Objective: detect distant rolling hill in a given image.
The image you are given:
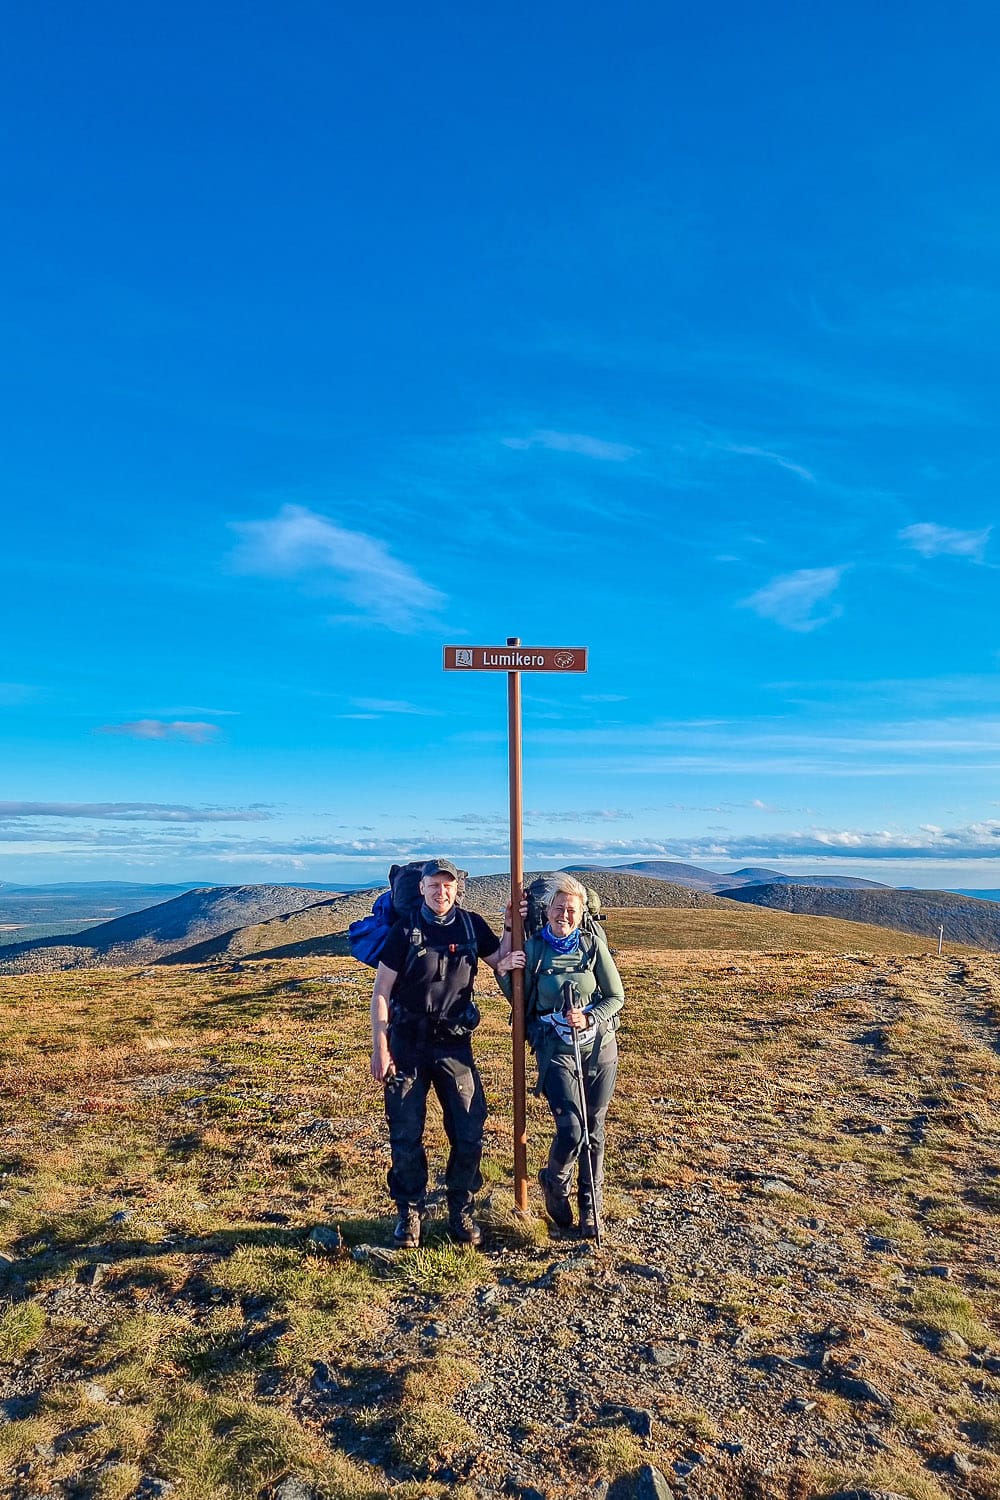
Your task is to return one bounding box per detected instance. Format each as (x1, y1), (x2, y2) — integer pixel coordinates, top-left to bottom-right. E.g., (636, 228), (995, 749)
(0, 870), (725, 973)
(2, 869), (974, 973)
(0, 886), (337, 973)
(158, 870), (724, 966)
(0, 882), (198, 943)
(565, 860), (738, 891)
(718, 883), (1000, 951)
(567, 861), (889, 892)
(723, 867), (891, 891)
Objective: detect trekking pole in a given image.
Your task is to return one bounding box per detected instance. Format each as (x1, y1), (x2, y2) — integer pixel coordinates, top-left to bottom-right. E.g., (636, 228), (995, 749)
(561, 981), (602, 1251)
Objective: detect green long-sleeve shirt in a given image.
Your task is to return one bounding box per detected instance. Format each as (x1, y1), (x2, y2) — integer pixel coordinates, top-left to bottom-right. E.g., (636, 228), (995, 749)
(499, 930), (625, 1042)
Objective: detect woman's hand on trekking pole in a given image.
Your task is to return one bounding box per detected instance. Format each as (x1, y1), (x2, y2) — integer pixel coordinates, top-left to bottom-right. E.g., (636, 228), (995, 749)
(564, 1007), (588, 1030)
(495, 949), (526, 976)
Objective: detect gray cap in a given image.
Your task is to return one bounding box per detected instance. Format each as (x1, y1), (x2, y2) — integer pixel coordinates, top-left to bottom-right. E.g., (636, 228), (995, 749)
(421, 858), (459, 880)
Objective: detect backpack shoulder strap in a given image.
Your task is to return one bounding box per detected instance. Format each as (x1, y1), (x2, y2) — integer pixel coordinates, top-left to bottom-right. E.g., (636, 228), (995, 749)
(458, 907), (477, 951)
(522, 934), (546, 1017)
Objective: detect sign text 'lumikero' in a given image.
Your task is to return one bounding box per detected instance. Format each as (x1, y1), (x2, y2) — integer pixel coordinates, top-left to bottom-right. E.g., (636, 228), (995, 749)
(443, 645), (588, 673)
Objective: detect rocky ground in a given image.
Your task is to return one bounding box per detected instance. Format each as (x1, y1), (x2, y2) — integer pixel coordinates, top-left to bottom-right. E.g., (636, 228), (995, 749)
(2, 927), (1000, 1499)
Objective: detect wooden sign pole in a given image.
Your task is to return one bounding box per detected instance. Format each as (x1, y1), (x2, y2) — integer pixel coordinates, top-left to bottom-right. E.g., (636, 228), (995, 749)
(442, 638), (588, 1216)
(506, 636), (529, 1212)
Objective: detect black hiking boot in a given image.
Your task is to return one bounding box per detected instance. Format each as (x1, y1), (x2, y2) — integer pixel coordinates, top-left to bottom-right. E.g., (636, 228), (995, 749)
(538, 1168), (573, 1229)
(448, 1209), (482, 1247)
(392, 1205), (425, 1249)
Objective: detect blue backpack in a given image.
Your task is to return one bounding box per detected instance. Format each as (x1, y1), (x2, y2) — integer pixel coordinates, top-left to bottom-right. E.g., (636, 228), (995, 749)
(348, 862), (468, 968)
(348, 888), (399, 967)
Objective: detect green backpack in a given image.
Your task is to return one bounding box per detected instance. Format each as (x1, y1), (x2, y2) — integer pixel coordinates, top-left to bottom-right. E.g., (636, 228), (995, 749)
(524, 873), (607, 942)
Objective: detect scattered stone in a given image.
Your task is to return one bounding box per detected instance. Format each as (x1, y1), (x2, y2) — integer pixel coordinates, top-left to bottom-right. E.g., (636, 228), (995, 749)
(936, 1330), (970, 1360)
(758, 1177), (798, 1196)
(826, 1370), (893, 1412)
(624, 1261), (665, 1281)
(0, 1396), (35, 1425)
(548, 1256), (587, 1276)
(306, 1224), (342, 1254)
(824, 1493), (910, 1500)
(788, 1398), (817, 1413)
(136, 1479), (174, 1498)
(950, 1452), (974, 1478)
(109, 1210), (133, 1225)
(422, 1322), (446, 1340)
(599, 1402), (654, 1438)
(923, 1265), (953, 1279)
(80, 1262), (111, 1287)
(636, 1466), (674, 1500)
(504, 1484), (544, 1500)
(83, 1383), (108, 1405)
(647, 1344), (685, 1369)
(310, 1361), (339, 1395)
(350, 1244), (398, 1268)
(983, 1355), (1000, 1375)
(477, 1287), (499, 1305)
(273, 1478), (314, 1500)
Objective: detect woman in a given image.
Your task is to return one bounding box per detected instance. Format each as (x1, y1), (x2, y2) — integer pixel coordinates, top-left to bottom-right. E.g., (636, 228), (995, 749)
(503, 874), (624, 1237)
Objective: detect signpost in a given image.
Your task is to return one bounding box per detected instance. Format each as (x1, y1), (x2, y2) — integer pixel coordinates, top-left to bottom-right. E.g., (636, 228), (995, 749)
(444, 637), (589, 1212)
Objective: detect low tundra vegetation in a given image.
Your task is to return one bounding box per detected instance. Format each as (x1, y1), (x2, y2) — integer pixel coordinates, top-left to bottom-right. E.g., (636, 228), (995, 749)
(1, 921), (1000, 1497)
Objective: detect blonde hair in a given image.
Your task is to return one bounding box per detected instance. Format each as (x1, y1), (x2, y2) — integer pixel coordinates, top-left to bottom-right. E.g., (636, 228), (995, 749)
(543, 873), (588, 911)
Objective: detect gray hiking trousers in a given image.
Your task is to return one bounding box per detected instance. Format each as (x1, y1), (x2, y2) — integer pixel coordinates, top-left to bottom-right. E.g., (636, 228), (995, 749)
(541, 1027), (618, 1206)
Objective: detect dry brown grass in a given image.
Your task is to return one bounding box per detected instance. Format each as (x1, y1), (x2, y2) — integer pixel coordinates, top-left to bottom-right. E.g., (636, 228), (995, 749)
(2, 910), (1000, 1498)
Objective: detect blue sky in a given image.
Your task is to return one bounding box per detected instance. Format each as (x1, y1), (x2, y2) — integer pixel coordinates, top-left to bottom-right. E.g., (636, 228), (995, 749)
(3, 0), (1000, 889)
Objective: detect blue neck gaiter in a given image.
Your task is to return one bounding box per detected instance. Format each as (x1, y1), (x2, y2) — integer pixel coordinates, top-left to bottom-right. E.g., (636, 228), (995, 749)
(541, 923), (580, 955)
(421, 901), (456, 926)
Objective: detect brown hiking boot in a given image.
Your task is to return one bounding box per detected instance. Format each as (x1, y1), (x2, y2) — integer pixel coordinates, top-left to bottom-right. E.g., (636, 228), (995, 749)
(392, 1206), (424, 1249)
(448, 1210), (482, 1246)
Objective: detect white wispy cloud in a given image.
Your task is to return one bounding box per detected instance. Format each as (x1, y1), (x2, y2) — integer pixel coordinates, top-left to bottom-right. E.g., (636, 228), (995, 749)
(96, 720), (221, 744)
(898, 522), (991, 561)
(673, 822), (1000, 862)
(8, 819), (1000, 873)
(502, 430), (637, 462)
(721, 443), (816, 483)
(230, 504), (445, 633)
(350, 698), (439, 716)
(741, 567), (843, 632)
(0, 802), (267, 823)
(526, 808), (634, 824)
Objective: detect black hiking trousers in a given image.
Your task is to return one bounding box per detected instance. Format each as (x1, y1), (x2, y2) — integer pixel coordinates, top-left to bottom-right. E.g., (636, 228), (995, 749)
(541, 1028), (618, 1208)
(384, 1028), (487, 1215)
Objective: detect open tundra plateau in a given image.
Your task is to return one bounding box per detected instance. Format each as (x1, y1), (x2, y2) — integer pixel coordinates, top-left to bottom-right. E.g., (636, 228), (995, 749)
(2, 903), (1000, 1500)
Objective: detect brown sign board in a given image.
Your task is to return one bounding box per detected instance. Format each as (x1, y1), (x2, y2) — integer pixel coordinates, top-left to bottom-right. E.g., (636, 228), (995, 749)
(443, 645), (588, 672)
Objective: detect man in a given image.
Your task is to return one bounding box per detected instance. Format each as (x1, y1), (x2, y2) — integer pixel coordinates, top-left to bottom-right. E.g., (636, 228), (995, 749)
(370, 858), (524, 1248)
